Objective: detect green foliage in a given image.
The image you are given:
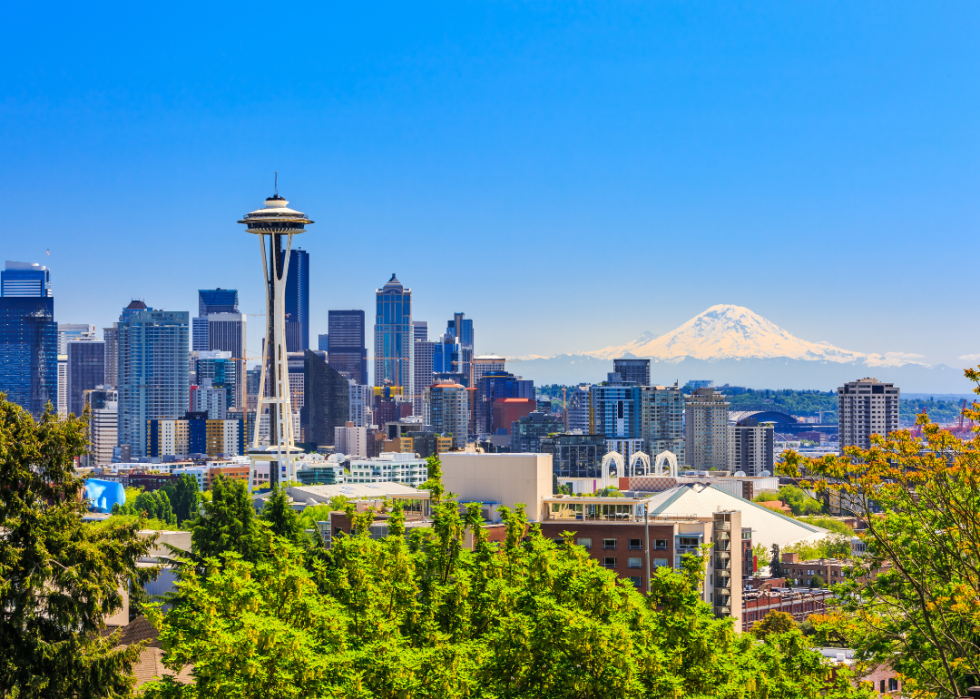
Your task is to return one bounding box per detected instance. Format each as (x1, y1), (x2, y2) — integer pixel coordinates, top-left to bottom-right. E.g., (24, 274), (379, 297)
(752, 492), (779, 503)
(113, 489), (176, 526)
(0, 397), (155, 697)
(259, 485), (304, 544)
(776, 485), (823, 515)
(752, 543), (771, 569)
(796, 515), (855, 536)
(752, 611), (797, 638)
(810, 574), (826, 588)
(146, 456), (877, 699)
(165, 473), (201, 525)
(900, 397), (966, 424)
(189, 474), (267, 564)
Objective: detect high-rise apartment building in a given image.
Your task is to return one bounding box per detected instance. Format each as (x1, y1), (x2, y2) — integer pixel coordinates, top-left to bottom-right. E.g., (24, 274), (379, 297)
(685, 387), (730, 470)
(613, 358), (650, 386)
(285, 248), (310, 351)
(348, 381), (373, 428)
(327, 310), (367, 385)
(84, 386), (117, 469)
(103, 324), (119, 388)
(67, 333), (105, 417)
(413, 336), (436, 416)
(0, 261), (57, 417)
(374, 274), (412, 394)
(423, 380), (469, 449)
(59, 324), (96, 417)
(639, 384), (685, 465)
(728, 417), (774, 477)
(838, 378), (900, 450)
(302, 349), (350, 447)
(116, 302), (189, 456)
(589, 374), (641, 440)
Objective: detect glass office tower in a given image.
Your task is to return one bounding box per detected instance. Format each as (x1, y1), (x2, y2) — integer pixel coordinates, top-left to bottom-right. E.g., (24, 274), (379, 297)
(374, 274), (412, 394)
(0, 262), (57, 417)
(327, 310), (367, 385)
(285, 248), (310, 351)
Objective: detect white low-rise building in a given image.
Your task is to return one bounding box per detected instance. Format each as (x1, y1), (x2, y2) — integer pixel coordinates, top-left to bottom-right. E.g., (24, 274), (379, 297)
(348, 452), (428, 487)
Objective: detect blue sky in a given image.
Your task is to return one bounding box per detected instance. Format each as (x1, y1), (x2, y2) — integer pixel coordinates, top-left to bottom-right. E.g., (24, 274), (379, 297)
(2, 1), (978, 368)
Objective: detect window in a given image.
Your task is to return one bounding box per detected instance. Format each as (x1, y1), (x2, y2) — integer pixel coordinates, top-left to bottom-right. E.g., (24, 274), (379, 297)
(628, 538), (642, 549)
(880, 681), (886, 694)
(628, 576), (643, 587)
(577, 537), (592, 549)
(654, 539), (668, 550)
(554, 537), (565, 546)
(602, 557), (617, 568)
(602, 538), (617, 549)
(888, 678), (899, 692)
(677, 536), (701, 549)
(653, 558), (668, 568)
(627, 557), (642, 569)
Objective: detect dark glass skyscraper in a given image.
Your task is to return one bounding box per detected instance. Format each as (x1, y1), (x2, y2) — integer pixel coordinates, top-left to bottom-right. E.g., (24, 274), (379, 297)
(0, 261), (57, 417)
(446, 312), (474, 385)
(327, 310), (367, 385)
(198, 289), (238, 315)
(613, 358), (650, 386)
(285, 248), (310, 351)
(302, 349), (350, 447)
(67, 338), (105, 417)
(475, 370), (534, 436)
(374, 274), (412, 392)
(0, 297), (57, 417)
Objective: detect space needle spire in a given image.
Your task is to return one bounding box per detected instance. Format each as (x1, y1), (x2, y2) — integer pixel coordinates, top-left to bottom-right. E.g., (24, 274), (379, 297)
(238, 182), (314, 490)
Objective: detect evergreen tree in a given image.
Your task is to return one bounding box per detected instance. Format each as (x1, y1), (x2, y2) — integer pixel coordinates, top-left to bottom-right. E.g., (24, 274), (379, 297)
(259, 484), (304, 543)
(170, 473), (200, 525)
(189, 474), (266, 563)
(0, 397), (155, 697)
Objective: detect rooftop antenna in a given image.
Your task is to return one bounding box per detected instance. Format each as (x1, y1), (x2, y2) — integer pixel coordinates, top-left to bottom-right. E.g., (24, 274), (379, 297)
(274, 171), (278, 197)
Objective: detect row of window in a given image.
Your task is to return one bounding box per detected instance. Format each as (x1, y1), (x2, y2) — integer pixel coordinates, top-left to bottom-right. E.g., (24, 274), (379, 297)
(574, 537), (672, 550)
(600, 558), (670, 570)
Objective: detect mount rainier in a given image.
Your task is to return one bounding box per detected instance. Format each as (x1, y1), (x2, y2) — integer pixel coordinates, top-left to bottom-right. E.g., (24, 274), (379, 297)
(516, 305), (965, 393)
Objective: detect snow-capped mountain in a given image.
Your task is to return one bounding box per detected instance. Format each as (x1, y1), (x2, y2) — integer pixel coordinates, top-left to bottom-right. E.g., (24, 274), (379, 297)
(513, 305), (966, 392)
(582, 304), (926, 368)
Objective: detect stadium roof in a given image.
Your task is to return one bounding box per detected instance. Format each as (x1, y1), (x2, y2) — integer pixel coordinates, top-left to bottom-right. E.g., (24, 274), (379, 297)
(644, 483), (828, 551)
(729, 410), (797, 425)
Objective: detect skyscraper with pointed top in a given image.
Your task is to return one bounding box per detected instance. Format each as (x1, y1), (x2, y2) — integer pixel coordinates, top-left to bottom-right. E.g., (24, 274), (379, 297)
(374, 274), (412, 395)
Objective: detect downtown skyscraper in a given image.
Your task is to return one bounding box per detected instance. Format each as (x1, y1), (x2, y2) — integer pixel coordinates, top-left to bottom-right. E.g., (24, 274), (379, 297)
(116, 301), (189, 456)
(374, 274), (412, 395)
(285, 248), (310, 351)
(0, 261), (57, 417)
(327, 310), (367, 385)
(193, 289), (246, 408)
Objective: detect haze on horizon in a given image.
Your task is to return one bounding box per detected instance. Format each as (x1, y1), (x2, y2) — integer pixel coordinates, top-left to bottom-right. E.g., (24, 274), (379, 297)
(1, 2), (978, 370)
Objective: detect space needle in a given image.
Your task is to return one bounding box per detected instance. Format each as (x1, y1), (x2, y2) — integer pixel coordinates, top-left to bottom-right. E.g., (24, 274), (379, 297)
(238, 181), (313, 490)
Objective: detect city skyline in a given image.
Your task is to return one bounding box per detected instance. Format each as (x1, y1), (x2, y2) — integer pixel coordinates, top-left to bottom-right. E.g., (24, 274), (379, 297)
(3, 3), (980, 373)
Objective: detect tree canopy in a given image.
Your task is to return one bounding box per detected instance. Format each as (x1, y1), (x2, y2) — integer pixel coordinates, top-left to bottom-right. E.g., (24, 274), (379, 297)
(0, 397), (155, 698)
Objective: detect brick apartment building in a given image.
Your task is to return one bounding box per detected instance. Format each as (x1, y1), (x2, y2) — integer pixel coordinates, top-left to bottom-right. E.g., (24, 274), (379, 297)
(780, 552), (852, 587)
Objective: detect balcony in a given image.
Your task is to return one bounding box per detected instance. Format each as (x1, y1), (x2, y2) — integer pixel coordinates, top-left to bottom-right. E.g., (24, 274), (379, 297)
(713, 521), (731, 532)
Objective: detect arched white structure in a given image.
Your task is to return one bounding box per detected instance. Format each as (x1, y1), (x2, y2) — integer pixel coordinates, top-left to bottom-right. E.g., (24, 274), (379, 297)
(654, 450), (679, 478)
(600, 451), (624, 489)
(629, 451), (651, 477)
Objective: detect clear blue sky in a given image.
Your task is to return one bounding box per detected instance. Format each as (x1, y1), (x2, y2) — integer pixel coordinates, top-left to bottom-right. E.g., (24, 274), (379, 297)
(2, 1), (978, 368)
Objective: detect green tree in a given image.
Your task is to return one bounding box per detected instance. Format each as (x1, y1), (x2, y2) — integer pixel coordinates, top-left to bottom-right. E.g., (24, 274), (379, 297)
(259, 484), (304, 543)
(169, 473), (200, 525)
(0, 398), (155, 697)
(753, 610), (797, 638)
(752, 543), (771, 570)
(781, 365), (980, 697)
(189, 474), (266, 564)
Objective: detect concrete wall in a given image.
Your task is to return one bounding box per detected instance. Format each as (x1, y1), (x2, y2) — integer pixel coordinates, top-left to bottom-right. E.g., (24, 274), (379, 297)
(441, 453), (553, 521)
